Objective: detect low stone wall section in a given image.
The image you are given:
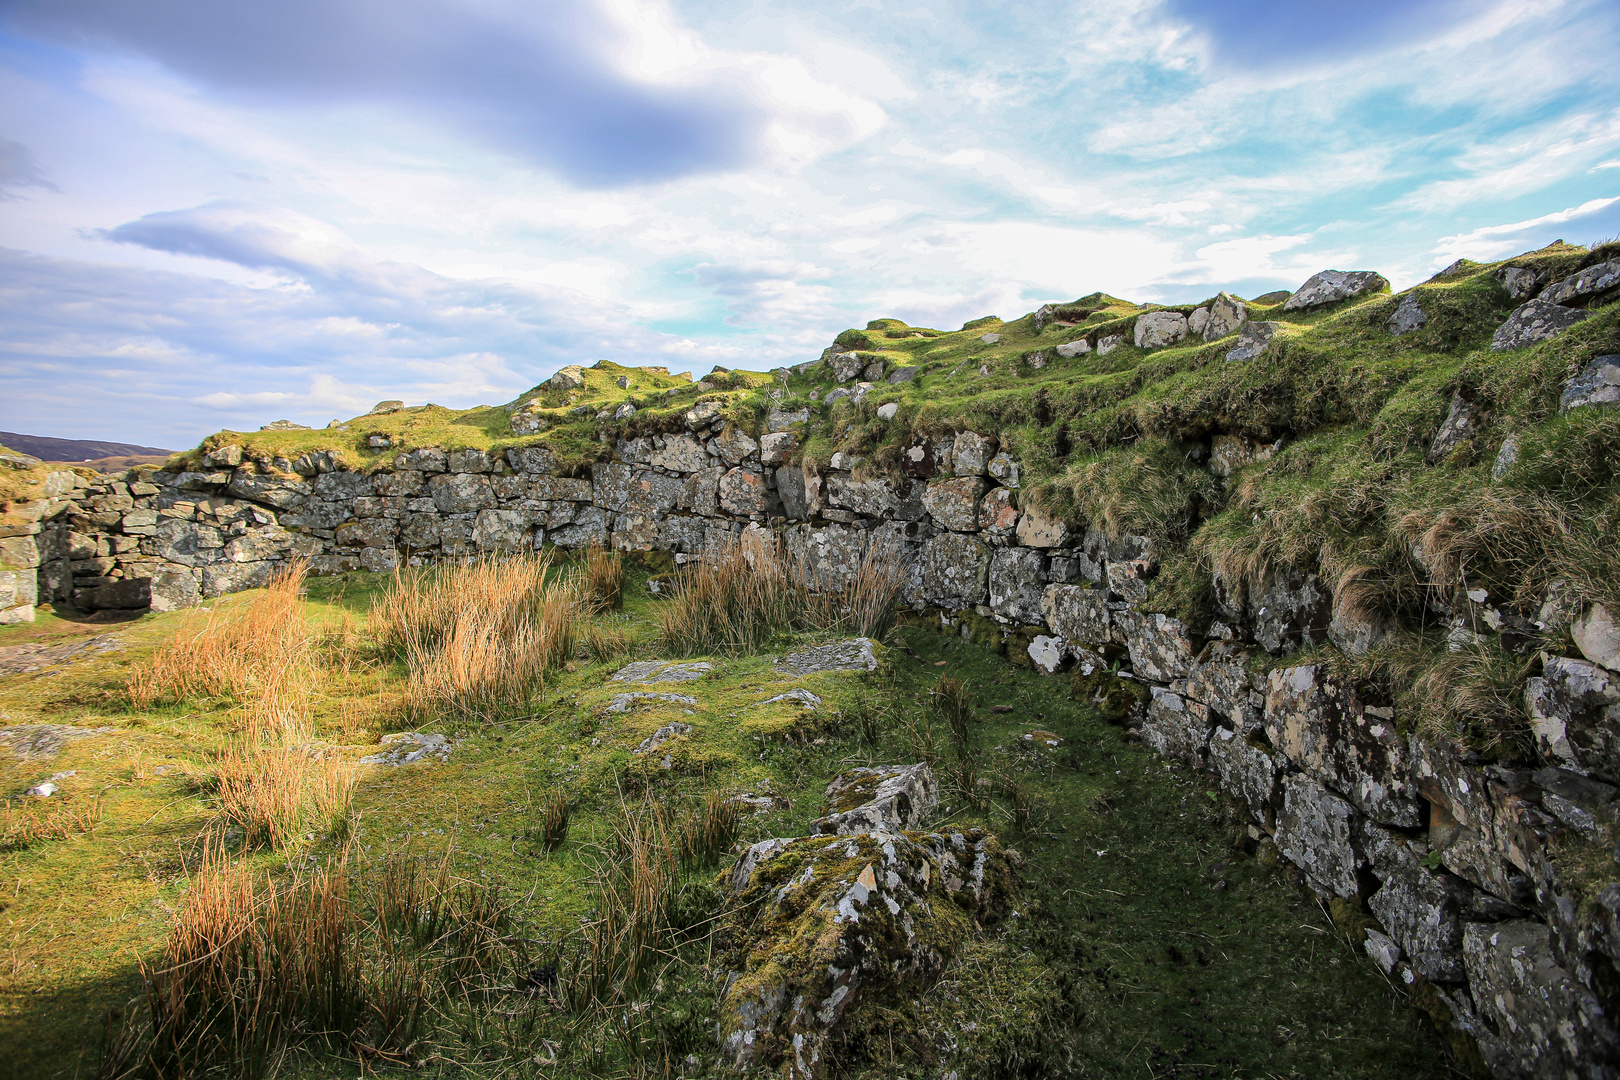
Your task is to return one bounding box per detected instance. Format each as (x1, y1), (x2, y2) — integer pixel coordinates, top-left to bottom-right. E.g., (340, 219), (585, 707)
(21, 406), (1620, 1076)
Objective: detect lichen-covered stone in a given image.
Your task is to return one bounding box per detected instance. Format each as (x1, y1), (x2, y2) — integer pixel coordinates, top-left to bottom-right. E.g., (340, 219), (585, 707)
(1525, 656), (1620, 783)
(811, 763), (937, 835)
(1134, 310), (1188, 349)
(1410, 736), (1529, 904)
(1463, 920), (1620, 1077)
(712, 427), (760, 465)
(1143, 689), (1212, 767)
(1282, 269), (1389, 311)
(1203, 292), (1248, 340)
(1042, 584), (1109, 647)
(910, 531), (990, 608)
(718, 825), (1018, 1079)
(950, 432), (995, 477)
(1223, 320), (1279, 363)
(776, 637), (879, 676)
(719, 467), (767, 516)
(979, 486), (1019, 540)
(1263, 664), (1420, 827)
(1249, 569), (1332, 654)
(922, 476), (985, 532)
(1491, 299), (1590, 351)
(988, 548), (1045, 625)
(1178, 643), (1264, 730)
(1355, 819), (1472, 983)
(1114, 609), (1197, 683)
(1541, 258), (1620, 307)
(1014, 502), (1071, 548)
(429, 472), (495, 514)
(1561, 354), (1620, 412)
(1275, 773), (1362, 899)
(1207, 727), (1280, 827)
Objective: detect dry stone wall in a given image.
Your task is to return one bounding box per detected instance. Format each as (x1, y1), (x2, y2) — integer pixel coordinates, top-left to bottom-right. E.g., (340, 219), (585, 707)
(22, 368), (1620, 1077)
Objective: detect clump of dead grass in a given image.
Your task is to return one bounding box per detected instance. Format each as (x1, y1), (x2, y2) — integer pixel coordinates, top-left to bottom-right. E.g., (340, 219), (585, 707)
(126, 561), (312, 741)
(580, 544), (624, 611)
(0, 794), (102, 852)
(657, 536), (909, 655)
(214, 744), (358, 852)
(100, 848), (519, 1080)
(372, 555), (580, 723)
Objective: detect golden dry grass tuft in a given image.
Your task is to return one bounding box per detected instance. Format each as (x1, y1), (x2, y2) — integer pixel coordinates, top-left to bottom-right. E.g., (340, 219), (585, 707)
(0, 794), (102, 852)
(126, 561), (312, 742)
(658, 536), (910, 655)
(580, 544), (625, 611)
(371, 555), (580, 724)
(214, 744), (359, 852)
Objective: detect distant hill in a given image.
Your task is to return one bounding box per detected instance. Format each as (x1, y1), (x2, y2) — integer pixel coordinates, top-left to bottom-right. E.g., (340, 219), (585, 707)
(0, 430), (174, 462)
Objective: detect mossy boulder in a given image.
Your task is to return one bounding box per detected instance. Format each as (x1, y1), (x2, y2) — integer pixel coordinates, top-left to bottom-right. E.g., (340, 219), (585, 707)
(716, 826), (1019, 1078)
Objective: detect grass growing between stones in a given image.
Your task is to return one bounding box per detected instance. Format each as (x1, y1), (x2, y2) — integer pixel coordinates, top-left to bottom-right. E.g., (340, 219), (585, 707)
(2, 559), (1463, 1079)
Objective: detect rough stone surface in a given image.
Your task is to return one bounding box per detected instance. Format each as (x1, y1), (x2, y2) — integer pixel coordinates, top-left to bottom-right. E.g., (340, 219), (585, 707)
(1264, 665), (1420, 826)
(811, 763), (937, 835)
(988, 547), (1045, 625)
(1042, 584), (1109, 646)
(1541, 258), (1620, 307)
(718, 824), (1016, 1079)
(1356, 820), (1472, 982)
(1203, 292), (1248, 340)
(1525, 656), (1620, 783)
(1143, 689), (1212, 767)
(1428, 393), (1480, 463)
(1499, 266), (1541, 301)
(611, 660), (714, 684)
(776, 638), (879, 677)
(1013, 502), (1071, 548)
(1491, 299), (1591, 351)
(1208, 434), (1276, 477)
(1207, 727), (1280, 827)
(1463, 920), (1619, 1078)
(1387, 293), (1427, 335)
(1134, 310), (1188, 349)
(1282, 270), (1389, 311)
(1055, 340), (1090, 358)
(1224, 320), (1280, 363)
(951, 432), (995, 477)
(1115, 610), (1197, 683)
(1561, 354), (1620, 412)
(921, 476), (984, 532)
(1574, 602), (1620, 672)
(1276, 773), (1361, 898)
(606, 692), (698, 714)
(911, 532), (991, 608)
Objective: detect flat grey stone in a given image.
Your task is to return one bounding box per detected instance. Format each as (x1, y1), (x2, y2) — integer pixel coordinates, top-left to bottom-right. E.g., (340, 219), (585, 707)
(633, 721), (693, 755)
(1490, 299), (1589, 351)
(611, 660), (714, 684)
(1282, 269), (1388, 311)
(1387, 293), (1427, 335)
(775, 638), (879, 676)
(361, 731), (451, 766)
(606, 692), (698, 714)
(760, 689), (822, 710)
(1560, 354), (1620, 411)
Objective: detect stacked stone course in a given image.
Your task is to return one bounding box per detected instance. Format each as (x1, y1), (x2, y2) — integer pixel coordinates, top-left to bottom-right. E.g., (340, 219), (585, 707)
(12, 375), (1620, 1077)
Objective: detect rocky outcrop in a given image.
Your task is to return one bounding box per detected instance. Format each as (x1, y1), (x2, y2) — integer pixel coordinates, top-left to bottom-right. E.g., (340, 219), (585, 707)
(717, 762), (1018, 1078)
(1491, 299), (1590, 351)
(1282, 270), (1389, 311)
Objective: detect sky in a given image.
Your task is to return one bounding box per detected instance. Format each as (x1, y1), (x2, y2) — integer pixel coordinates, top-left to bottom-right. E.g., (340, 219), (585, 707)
(1, 0), (1619, 448)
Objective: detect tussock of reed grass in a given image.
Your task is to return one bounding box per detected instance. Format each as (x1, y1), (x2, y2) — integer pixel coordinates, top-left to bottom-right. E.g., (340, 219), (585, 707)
(658, 536), (909, 655)
(571, 806), (677, 1006)
(676, 790), (741, 871)
(215, 744), (358, 852)
(372, 555), (579, 723)
(0, 794), (102, 852)
(580, 544), (624, 611)
(127, 561), (312, 741)
(102, 849), (518, 1080)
